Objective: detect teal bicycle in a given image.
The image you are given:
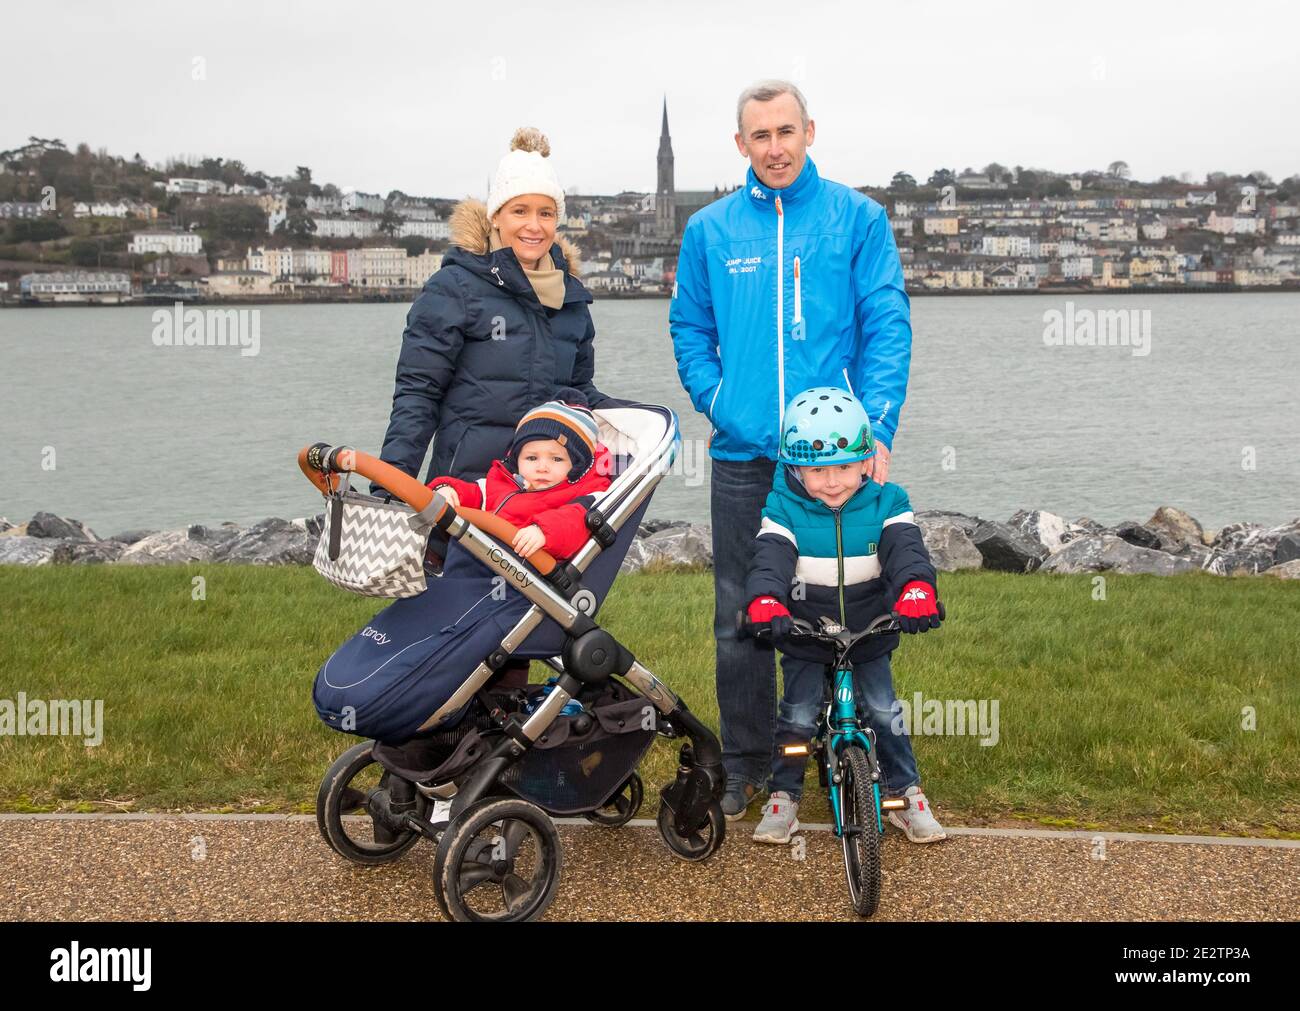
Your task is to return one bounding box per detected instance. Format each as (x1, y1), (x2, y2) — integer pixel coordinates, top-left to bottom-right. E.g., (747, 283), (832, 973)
(744, 611), (908, 917)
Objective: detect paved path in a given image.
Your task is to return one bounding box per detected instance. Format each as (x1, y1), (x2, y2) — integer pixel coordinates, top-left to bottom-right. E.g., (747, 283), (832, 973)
(4, 815), (1298, 921)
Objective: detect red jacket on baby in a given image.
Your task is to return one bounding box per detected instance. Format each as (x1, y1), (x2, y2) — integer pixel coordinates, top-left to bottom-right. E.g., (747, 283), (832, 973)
(426, 444), (613, 560)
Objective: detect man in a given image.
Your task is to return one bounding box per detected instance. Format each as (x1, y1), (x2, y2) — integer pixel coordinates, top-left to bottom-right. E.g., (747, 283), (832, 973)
(671, 80), (943, 841)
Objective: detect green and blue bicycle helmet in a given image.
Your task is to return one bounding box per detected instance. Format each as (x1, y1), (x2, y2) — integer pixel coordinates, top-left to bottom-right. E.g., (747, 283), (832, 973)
(779, 387), (876, 466)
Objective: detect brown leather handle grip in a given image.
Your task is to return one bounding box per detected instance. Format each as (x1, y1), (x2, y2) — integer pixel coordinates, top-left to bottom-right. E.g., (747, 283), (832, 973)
(297, 445), (557, 575)
(457, 507), (557, 575)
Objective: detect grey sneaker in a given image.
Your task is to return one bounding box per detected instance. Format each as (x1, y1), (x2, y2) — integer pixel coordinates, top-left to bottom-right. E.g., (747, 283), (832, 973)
(721, 781), (758, 822)
(753, 792), (800, 844)
(887, 785), (947, 843)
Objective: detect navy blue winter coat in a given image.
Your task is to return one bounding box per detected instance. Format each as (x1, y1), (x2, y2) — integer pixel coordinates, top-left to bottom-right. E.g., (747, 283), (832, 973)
(372, 199), (620, 495)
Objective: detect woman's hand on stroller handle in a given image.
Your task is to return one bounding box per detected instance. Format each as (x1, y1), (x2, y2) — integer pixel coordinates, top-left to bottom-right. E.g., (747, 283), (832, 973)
(298, 442), (559, 574)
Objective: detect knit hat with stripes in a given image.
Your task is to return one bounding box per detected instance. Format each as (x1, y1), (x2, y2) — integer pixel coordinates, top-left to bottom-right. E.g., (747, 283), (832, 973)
(507, 400), (601, 482)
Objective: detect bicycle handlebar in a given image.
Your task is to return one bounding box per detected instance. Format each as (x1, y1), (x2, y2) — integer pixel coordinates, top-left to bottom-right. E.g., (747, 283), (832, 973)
(297, 442), (559, 574)
(736, 609), (901, 648)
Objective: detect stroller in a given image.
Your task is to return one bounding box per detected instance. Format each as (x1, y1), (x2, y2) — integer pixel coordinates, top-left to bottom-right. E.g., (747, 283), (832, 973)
(298, 405), (726, 922)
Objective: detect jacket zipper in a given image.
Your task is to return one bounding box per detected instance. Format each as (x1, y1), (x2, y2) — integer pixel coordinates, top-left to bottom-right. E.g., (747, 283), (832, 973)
(494, 489), (521, 516)
(775, 195), (786, 431)
(833, 506), (846, 624)
(842, 367), (854, 395)
(707, 376), (724, 433)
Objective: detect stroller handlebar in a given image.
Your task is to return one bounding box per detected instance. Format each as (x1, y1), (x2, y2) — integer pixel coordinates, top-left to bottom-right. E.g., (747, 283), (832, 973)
(297, 443), (558, 574)
(454, 507), (557, 574)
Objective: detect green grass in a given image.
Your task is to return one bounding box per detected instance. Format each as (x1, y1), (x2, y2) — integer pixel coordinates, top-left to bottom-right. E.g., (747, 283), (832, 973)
(0, 565), (1297, 836)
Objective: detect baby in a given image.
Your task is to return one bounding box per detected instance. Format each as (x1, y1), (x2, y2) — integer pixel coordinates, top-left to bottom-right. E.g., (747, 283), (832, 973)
(425, 400), (611, 562)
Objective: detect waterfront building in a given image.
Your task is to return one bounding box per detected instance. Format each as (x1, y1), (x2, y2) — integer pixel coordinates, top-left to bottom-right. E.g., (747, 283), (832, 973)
(205, 270), (274, 297)
(166, 177), (228, 195)
(19, 270), (132, 303)
(313, 217), (379, 239)
(129, 231), (204, 255)
(342, 191), (385, 214)
(397, 220), (451, 240)
(0, 201), (45, 218)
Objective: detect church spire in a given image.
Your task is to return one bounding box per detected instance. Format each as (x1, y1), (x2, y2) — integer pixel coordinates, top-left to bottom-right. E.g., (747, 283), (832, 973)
(656, 96), (676, 237)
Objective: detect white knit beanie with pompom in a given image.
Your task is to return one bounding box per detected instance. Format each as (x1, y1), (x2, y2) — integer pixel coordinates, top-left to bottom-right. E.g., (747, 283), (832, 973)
(486, 127), (565, 222)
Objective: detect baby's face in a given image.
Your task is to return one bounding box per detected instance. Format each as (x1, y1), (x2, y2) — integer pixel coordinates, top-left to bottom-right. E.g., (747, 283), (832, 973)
(799, 461), (868, 508)
(517, 439), (571, 490)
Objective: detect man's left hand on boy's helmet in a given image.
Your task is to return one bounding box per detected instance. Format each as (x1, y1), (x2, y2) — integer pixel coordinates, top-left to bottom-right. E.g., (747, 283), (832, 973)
(892, 580), (944, 634)
(867, 442), (892, 485)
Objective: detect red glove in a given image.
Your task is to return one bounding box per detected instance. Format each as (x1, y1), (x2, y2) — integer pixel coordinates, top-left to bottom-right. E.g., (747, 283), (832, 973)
(747, 596), (793, 641)
(892, 581), (944, 634)
(748, 596), (790, 623)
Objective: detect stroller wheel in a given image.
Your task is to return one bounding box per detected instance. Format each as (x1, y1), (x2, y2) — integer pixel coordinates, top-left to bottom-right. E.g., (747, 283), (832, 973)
(656, 797), (725, 862)
(583, 772), (644, 828)
(433, 797), (562, 923)
(317, 741), (429, 865)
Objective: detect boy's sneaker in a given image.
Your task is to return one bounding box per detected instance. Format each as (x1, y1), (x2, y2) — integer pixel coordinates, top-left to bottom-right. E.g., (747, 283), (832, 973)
(721, 781), (758, 822)
(753, 792), (800, 844)
(887, 785), (947, 843)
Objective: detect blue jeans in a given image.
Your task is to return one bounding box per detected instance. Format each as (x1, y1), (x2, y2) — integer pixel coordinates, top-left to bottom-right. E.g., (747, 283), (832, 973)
(710, 458), (779, 792)
(769, 652), (921, 801)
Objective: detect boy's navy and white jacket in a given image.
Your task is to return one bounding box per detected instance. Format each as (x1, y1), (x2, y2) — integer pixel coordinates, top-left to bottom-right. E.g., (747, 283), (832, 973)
(745, 466), (937, 663)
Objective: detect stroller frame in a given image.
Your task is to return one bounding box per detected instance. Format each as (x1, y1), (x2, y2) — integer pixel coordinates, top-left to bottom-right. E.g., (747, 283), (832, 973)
(302, 405), (726, 921)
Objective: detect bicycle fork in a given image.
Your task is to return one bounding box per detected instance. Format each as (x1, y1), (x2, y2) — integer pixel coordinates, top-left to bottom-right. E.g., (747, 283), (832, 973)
(817, 666), (884, 836)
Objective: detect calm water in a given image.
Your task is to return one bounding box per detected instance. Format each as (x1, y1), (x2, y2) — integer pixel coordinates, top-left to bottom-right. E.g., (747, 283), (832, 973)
(1, 293), (1297, 535)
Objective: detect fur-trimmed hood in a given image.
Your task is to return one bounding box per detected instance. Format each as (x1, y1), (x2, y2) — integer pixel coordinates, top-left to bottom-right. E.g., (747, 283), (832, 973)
(449, 198), (583, 278)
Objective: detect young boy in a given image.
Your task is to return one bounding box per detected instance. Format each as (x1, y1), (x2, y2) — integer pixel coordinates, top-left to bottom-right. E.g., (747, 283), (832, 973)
(425, 399), (612, 562)
(744, 387), (947, 845)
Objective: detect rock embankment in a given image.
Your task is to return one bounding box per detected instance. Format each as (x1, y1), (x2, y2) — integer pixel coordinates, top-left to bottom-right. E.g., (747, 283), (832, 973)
(2, 507), (1298, 579)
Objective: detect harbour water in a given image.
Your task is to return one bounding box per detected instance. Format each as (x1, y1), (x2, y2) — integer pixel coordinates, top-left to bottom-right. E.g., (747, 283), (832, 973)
(1, 292), (1297, 535)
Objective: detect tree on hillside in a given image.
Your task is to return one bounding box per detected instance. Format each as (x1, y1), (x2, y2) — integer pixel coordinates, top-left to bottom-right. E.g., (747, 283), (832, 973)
(277, 211), (317, 243)
(927, 167), (955, 187)
(889, 171), (917, 191)
(378, 208), (402, 237)
(70, 239), (100, 266)
(398, 235), (431, 256)
(1107, 160), (1130, 179)
(203, 202), (267, 243)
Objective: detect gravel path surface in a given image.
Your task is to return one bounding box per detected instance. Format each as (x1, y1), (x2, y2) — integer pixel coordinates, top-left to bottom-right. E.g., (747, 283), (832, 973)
(4, 817), (1298, 922)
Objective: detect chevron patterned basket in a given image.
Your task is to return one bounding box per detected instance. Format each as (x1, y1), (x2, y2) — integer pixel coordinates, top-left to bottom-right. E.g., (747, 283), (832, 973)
(312, 488), (432, 598)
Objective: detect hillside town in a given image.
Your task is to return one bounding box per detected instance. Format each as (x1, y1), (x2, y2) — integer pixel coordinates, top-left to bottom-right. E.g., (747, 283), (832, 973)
(2, 110), (1298, 306)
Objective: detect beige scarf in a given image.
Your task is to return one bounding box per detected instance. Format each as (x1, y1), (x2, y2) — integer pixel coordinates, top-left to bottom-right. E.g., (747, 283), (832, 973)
(489, 227), (566, 309)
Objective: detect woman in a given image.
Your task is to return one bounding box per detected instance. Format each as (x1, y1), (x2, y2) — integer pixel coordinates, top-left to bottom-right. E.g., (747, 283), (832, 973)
(373, 126), (620, 500)
(372, 128), (619, 689)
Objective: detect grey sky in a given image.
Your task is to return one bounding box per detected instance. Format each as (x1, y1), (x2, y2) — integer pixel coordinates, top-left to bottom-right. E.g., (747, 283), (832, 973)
(4, 0), (1297, 198)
